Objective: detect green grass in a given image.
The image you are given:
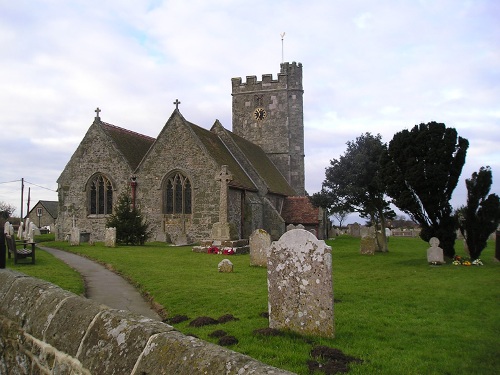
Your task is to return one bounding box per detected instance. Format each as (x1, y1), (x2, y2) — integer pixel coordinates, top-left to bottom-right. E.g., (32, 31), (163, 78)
(6, 246), (84, 296)
(10, 236), (500, 374)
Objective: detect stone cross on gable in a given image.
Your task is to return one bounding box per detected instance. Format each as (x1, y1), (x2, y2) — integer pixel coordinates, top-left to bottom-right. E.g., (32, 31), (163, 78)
(173, 99), (181, 110)
(215, 165), (232, 224)
(95, 107), (101, 119)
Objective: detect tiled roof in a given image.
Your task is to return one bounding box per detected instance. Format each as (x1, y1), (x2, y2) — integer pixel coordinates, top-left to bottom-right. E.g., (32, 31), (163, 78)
(281, 196), (319, 225)
(188, 121), (257, 191)
(100, 122), (155, 170)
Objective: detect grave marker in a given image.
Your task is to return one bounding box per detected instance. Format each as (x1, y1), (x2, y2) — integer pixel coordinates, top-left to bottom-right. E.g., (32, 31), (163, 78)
(267, 229), (334, 337)
(249, 229), (271, 267)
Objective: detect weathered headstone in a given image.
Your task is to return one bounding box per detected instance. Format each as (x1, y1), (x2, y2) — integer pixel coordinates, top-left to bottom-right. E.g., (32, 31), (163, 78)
(70, 227), (80, 246)
(360, 227), (376, 255)
(105, 227), (117, 247)
(350, 223), (361, 237)
(427, 237), (445, 264)
(360, 236), (376, 255)
(286, 224), (295, 231)
(249, 229), (271, 267)
(267, 229), (334, 337)
(218, 259), (233, 273)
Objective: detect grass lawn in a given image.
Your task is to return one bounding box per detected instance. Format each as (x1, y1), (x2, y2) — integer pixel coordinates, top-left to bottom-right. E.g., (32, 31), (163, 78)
(11, 236), (500, 374)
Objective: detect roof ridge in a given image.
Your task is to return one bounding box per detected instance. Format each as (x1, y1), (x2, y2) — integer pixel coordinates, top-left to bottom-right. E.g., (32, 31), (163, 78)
(101, 122), (155, 141)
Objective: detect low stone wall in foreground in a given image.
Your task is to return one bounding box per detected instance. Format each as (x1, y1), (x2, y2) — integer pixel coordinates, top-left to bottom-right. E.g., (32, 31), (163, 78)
(0, 270), (294, 375)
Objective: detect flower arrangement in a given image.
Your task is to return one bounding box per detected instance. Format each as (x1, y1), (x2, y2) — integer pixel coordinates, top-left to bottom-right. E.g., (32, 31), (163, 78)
(222, 247), (235, 255)
(207, 246), (235, 255)
(452, 255), (483, 266)
(207, 246), (220, 254)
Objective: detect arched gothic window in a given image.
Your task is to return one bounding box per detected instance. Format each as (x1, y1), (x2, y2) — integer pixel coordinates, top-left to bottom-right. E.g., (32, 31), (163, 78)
(89, 175), (113, 215)
(163, 172), (192, 215)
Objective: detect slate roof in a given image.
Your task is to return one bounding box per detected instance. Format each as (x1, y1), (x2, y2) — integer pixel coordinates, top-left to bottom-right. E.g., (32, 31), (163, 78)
(187, 121), (257, 191)
(100, 122), (155, 170)
(93, 112), (295, 196)
(30, 200), (58, 219)
(281, 196), (319, 225)
(227, 131), (296, 196)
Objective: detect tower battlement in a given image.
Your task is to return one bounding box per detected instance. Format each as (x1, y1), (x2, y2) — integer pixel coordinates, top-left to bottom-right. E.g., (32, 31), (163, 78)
(231, 61), (305, 195)
(231, 62), (302, 93)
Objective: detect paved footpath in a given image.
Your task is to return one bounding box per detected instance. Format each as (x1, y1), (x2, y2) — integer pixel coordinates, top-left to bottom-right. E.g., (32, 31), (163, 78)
(39, 246), (162, 321)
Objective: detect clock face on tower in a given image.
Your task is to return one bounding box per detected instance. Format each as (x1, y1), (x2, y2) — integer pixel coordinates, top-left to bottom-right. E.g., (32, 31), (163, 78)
(253, 107), (267, 121)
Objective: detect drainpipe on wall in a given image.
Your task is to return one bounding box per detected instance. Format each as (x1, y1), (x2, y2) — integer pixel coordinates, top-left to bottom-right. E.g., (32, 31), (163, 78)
(130, 176), (137, 210)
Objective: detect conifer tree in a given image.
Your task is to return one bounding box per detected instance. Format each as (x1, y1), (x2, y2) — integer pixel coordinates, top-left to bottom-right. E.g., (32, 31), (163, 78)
(106, 190), (150, 245)
(457, 166), (500, 260)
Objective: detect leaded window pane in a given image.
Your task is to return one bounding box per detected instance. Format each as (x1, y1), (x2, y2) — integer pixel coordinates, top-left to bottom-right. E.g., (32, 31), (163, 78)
(184, 180), (192, 214)
(166, 180), (173, 214)
(175, 175), (183, 214)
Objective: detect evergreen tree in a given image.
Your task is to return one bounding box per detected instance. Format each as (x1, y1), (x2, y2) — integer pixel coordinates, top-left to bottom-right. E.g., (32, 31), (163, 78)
(106, 191), (150, 245)
(381, 122), (469, 258)
(313, 133), (394, 251)
(457, 166), (500, 260)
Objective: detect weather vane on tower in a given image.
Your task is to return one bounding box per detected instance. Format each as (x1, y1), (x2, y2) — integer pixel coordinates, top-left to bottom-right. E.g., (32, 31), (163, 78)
(280, 32), (285, 63)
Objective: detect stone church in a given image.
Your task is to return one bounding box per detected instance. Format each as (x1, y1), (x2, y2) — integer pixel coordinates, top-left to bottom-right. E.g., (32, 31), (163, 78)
(56, 62), (323, 244)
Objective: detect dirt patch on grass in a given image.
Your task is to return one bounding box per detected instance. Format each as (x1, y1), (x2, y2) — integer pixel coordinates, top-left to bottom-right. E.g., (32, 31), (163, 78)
(308, 345), (363, 374)
(217, 314), (239, 323)
(188, 316), (219, 327)
(218, 335), (238, 346)
(163, 315), (189, 324)
(259, 311), (269, 318)
(208, 329), (227, 338)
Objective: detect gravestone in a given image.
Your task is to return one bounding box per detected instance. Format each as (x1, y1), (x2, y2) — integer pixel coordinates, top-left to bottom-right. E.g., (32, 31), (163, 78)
(427, 237), (445, 264)
(286, 224), (295, 231)
(105, 227), (117, 247)
(249, 229), (271, 267)
(218, 259), (233, 273)
(267, 229), (334, 337)
(360, 227), (376, 255)
(70, 227), (80, 246)
(350, 223), (361, 237)
(17, 221), (24, 240)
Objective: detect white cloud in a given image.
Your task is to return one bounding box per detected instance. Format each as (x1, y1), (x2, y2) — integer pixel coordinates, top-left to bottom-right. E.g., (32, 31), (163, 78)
(0, 0), (498, 220)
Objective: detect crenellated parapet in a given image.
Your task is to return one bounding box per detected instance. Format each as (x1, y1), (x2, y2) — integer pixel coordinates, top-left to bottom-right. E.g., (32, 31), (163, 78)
(231, 62), (302, 93)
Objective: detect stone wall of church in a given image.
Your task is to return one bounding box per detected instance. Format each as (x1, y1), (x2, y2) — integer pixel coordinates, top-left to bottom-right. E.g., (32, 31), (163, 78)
(0, 270), (294, 375)
(56, 122), (133, 242)
(136, 117), (222, 244)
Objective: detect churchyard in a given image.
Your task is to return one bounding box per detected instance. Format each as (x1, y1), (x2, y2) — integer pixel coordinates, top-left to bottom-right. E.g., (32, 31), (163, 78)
(9, 235), (499, 375)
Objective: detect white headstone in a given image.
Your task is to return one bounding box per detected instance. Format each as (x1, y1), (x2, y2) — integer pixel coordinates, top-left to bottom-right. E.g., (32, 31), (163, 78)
(427, 237), (445, 264)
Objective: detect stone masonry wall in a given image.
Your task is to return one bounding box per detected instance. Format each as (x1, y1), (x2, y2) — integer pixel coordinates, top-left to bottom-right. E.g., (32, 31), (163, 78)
(0, 270), (294, 375)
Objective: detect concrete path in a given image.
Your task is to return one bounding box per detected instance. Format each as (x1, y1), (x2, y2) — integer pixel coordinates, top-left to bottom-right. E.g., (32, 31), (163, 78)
(39, 246), (162, 321)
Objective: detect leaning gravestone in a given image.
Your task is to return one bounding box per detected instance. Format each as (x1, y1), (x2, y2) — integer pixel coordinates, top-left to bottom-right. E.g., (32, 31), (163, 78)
(267, 229), (334, 337)
(427, 237), (445, 265)
(249, 229), (271, 267)
(105, 227), (117, 247)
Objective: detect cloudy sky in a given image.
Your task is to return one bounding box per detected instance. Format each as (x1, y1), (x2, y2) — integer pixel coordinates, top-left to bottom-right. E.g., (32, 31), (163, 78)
(1, 0), (498, 221)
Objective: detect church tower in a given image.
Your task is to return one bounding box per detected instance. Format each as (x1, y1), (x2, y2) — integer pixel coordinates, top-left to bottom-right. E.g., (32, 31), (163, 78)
(231, 62), (305, 195)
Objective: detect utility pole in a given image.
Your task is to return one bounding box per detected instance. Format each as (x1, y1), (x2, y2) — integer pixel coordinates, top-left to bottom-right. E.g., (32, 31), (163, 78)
(20, 178), (24, 220)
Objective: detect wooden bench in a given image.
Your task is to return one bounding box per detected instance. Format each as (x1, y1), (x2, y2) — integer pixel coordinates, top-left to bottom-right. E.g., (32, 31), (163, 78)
(5, 236), (36, 264)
